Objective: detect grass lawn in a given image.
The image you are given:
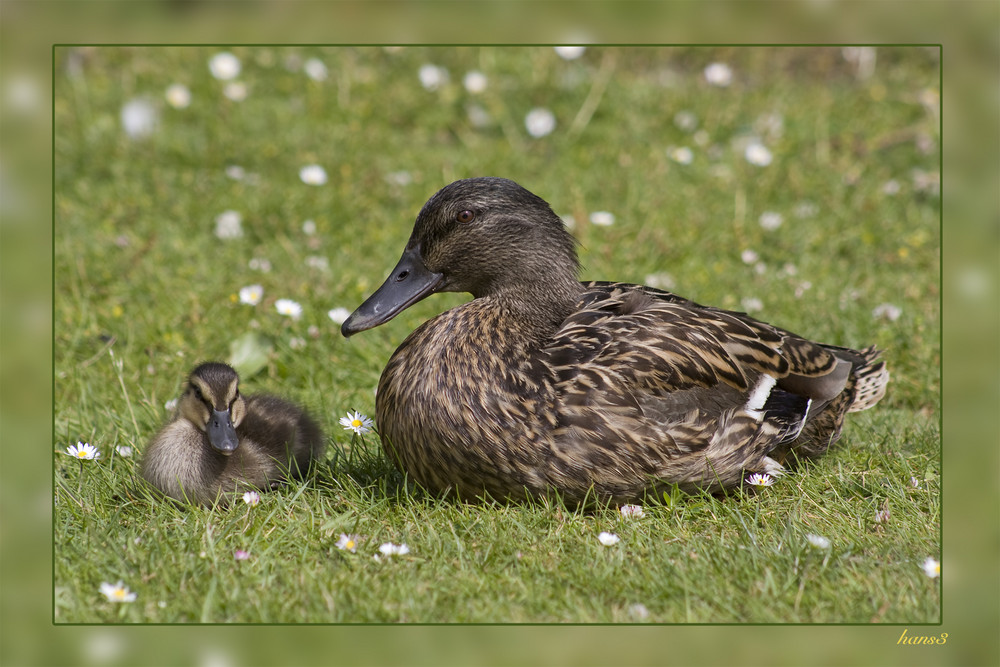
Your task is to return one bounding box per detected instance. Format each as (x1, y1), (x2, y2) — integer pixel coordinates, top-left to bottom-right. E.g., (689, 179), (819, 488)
(53, 46), (940, 624)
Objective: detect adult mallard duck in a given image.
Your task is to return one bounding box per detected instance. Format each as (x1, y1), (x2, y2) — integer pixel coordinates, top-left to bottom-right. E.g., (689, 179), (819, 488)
(141, 362), (324, 507)
(342, 177), (888, 504)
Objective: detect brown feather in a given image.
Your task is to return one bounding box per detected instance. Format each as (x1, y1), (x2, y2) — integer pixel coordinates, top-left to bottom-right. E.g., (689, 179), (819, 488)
(347, 178), (890, 504)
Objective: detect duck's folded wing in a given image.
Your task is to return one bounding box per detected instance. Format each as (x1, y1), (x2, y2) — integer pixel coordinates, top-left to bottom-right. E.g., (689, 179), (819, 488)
(546, 283), (854, 434)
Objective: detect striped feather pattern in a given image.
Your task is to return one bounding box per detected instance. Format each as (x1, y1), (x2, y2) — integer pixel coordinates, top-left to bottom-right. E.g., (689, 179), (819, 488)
(375, 280), (888, 503)
(346, 177), (890, 504)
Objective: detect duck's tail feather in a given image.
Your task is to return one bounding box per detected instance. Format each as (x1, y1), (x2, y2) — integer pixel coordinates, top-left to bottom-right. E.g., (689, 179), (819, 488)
(847, 345), (889, 412)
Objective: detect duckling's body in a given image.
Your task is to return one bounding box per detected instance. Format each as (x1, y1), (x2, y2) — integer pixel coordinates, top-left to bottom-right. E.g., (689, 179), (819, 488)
(342, 177), (889, 504)
(141, 363), (324, 507)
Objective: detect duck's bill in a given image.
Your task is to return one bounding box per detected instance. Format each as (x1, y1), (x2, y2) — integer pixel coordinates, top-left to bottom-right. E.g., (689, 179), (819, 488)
(341, 244), (444, 337)
(207, 409), (239, 455)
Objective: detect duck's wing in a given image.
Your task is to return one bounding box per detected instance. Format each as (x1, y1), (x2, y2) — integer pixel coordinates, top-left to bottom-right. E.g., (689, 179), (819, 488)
(552, 282), (852, 406)
(540, 282), (858, 491)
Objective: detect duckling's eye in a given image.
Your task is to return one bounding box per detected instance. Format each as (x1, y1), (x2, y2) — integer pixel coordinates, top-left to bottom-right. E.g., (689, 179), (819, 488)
(456, 209), (475, 223)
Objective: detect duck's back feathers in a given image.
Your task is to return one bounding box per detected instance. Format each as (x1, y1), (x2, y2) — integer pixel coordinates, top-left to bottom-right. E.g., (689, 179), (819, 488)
(240, 394), (325, 474)
(528, 281), (884, 494)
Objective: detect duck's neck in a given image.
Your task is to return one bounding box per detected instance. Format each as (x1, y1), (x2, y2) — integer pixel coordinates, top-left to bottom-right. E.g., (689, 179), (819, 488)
(487, 274), (584, 341)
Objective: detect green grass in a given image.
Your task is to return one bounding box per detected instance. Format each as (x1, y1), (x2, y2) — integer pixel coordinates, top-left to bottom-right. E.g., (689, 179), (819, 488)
(54, 46), (940, 624)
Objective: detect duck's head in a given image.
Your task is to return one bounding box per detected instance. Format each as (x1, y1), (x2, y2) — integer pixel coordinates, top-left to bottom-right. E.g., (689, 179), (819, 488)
(177, 362), (246, 455)
(342, 177), (579, 336)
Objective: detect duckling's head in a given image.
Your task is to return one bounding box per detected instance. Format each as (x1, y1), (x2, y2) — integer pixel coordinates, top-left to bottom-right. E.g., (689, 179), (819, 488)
(177, 362), (246, 455)
(342, 177), (579, 336)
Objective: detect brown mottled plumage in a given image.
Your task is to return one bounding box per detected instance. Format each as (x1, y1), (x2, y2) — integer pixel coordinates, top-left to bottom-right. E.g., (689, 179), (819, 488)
(342, 177), (888, 504)
(141, 362), (324, 507)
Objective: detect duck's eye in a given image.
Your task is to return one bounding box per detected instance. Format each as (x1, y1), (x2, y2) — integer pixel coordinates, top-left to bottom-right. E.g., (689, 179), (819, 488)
(456, 209), (475, 223)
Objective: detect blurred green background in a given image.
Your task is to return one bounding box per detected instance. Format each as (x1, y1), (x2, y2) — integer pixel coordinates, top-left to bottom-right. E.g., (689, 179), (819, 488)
(4, 1), (998, 666)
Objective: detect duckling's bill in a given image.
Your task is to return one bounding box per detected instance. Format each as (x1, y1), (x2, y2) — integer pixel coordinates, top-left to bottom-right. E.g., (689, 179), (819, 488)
(207, 408), (239, 454)
(342, 244), (443, 337)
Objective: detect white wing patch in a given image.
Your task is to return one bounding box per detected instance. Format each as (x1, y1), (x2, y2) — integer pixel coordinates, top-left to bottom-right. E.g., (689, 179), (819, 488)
(744, 373), (777, 418)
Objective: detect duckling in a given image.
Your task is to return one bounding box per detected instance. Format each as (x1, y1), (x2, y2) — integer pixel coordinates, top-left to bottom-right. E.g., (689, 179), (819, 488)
(141, 362), (324, 507)
(341, 177), (889, 504)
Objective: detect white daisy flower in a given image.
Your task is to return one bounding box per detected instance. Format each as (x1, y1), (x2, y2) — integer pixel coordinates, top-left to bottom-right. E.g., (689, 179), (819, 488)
(758, 211), (784, 231)
(299, 164), (328, 186)
(305, 256), (329, 271)
(100, 581), (137, 603)
(598, 531), (620, 546)
(668, 146), (694, 165)
(704, 62), (733, 87)
(921, 557), (940, 578)
(741, 297), (763, 313)
(115, 445), (133, 458)
(589, 211), (615, 227)
(335, 534), (360, 553)
(525, 108), (556, 138)
(302, 219), (317, 235)
(378, 542), (410, 556)
(744, 142), (773, 167)
(627, 602), (650, 620)
(225, 165), (246, 180)
(234, 549), (250, 561)
(418, 64), (448, 91)
(304, 58), (329, 82)
(242, 491), (260, 506)
(619, 504), (645, 519)
(66, 442), (100, 460)
(327, 307), (351, 325)
(872, 303), (902, 322)
(466, 103), (492, 128)
(165, 83), (191, 109)
(746, 473), (774, 487)
(673, 110), (698, 132)
(339, 410), (374, 435)
(806, 533), (831, 550)
(248, 257), (272, 272)
(275, 299), (303, 319)
(6, 75), (42, 112)
(644, 272), (675, 290)
(794, 201), (819, 219)
(214, 210), (243, 240)
(386, 171), (413, 186)
(120, 98), (156, 139)
(463, 70), (488, 94)
(209, 52), (241, 81)
(554, 45), (586, 60)
(741, 249), (760, 265)
(239, 285), (263, 306)
(223, 81), (247, 102)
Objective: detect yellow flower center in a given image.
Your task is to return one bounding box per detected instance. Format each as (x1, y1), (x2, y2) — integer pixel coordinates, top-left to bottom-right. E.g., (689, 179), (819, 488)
(351, 419), (362, 428)
(76, 451), (88, 458)
(346, 540), (355, 549)
(112, 588), (126, 600)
